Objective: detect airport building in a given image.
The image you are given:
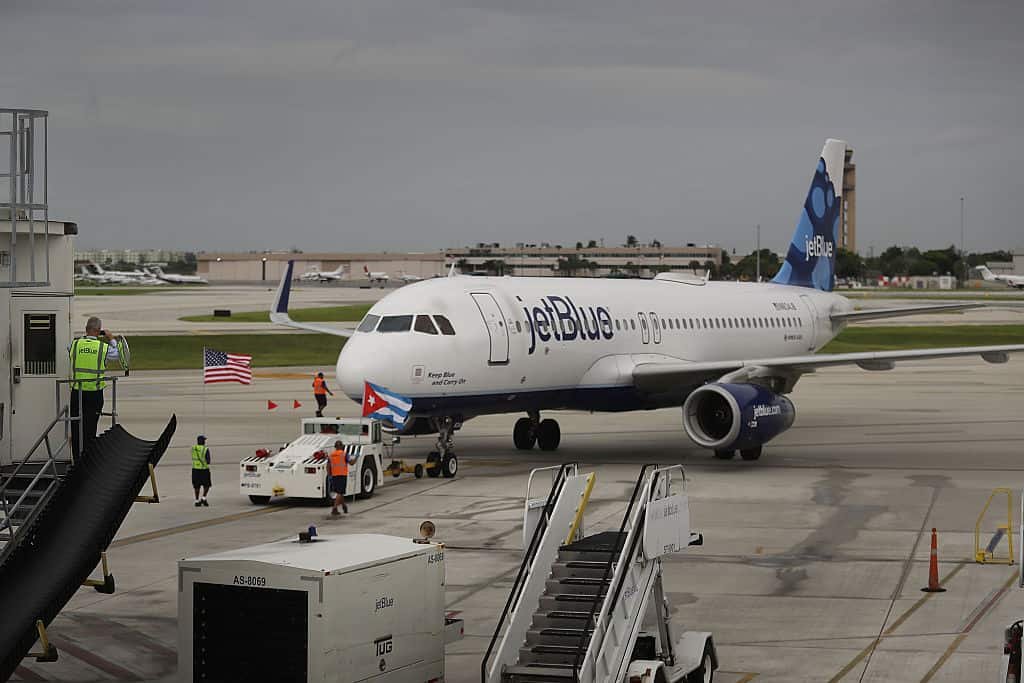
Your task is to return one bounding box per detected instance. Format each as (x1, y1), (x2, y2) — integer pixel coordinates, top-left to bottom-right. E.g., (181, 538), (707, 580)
(197, 251), (447, 282)
(444, 243), (725, 277)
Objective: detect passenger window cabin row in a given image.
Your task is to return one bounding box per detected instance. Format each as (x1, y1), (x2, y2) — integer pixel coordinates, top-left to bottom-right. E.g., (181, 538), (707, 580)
(357, 314), (456, 335)
(612, 314), (805, 332)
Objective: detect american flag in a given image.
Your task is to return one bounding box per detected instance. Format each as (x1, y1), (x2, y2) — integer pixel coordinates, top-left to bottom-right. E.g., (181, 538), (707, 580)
(203, 347), (253, 385)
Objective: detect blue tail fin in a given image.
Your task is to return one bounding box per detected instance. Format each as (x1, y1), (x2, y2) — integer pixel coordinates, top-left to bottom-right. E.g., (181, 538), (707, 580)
(771, 139), (848, 292)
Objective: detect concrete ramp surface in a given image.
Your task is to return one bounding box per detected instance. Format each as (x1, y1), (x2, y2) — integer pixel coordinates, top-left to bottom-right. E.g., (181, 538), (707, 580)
(0, 417), (176, 682)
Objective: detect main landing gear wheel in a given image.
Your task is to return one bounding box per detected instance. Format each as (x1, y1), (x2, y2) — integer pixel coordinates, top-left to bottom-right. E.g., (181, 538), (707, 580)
(536, 419), (561, 451)
(360, 461), (377, 497)
(713, 449), (735, 460)
(513, 417), (536, 450)
(248, 495), (271, 505)
(441, 454), (458, 478)
(740, 446), (763, 461)
(426, 451), (442, 478)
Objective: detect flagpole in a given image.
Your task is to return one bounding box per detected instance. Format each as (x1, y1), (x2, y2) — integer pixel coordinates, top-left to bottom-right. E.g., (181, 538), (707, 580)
(201, 346), (207, 435)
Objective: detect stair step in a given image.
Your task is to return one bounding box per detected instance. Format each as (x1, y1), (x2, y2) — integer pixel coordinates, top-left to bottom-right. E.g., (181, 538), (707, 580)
(503, 663), (575, 681)
(551, 560), (614, 580)
(544, 577), (607, 596)
(532, 610), (596, 629)
(526, 627), (594, 648)
(518, 643), (586, 667)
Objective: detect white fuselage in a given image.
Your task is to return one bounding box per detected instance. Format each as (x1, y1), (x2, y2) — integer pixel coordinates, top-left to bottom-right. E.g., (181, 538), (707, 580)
(335, 275), (852, 420)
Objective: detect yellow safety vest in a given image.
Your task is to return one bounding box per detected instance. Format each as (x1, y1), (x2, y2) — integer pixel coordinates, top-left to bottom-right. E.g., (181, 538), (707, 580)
(69, 337), (109, 391)
(191, 445), (210, 470)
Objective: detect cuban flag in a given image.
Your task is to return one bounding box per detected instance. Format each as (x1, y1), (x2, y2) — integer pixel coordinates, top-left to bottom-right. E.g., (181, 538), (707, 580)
(362, 381), (412, 428)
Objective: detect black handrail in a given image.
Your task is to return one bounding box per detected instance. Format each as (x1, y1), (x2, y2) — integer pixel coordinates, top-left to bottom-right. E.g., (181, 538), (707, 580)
(481, 463), (574, 682)
(570, 464), (656, 682)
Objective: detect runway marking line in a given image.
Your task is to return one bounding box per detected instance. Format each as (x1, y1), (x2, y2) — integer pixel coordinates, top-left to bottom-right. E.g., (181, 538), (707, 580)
(726, 672), (760, 682)
(826, 561), (967, 682)
(918, 569), (1018, 682)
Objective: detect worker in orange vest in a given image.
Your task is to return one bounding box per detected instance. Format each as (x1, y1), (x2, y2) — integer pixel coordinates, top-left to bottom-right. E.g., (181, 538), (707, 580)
(313, 372), (334, 417)
(328, 439), (349, 516)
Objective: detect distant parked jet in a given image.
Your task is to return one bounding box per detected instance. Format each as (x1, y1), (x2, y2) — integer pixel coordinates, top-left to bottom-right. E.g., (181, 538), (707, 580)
(975, 265), (1024, 290)
(146, 265), (208, 285)
(300, 265), (346, 282)
(364, 265), (390, 285)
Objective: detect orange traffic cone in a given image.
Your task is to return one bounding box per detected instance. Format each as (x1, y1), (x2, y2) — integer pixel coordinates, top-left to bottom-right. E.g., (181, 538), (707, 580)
(921, 528), (946, 593)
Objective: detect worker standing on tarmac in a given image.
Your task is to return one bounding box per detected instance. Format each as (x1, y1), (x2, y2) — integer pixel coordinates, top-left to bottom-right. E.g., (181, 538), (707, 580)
(68, 316), (122, 458)
(191, 435), (212, 507)
(328, 440), (349, 516)
(313, 372), (333, 417)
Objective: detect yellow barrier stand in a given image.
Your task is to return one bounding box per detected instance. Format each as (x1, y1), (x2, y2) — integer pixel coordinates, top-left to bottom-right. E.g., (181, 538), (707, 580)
(28, 619), (58, 663)
(974, 487), (1015, 564)
(134, 463), (160, 504)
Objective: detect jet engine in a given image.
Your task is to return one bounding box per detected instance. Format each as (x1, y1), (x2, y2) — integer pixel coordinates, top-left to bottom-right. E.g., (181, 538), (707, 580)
(682, 383), (795, 453)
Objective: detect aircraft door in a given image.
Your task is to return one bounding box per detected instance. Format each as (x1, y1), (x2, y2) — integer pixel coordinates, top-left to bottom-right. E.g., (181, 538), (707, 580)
(638, 313), (650, 344)
(649, 312), (662, 344)
(470, 292), (510, 365)
(799, 294), (818, 351)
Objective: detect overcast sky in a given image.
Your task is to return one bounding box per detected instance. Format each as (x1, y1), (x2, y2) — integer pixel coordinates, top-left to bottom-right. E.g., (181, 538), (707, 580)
(1, 1), (1021, 254)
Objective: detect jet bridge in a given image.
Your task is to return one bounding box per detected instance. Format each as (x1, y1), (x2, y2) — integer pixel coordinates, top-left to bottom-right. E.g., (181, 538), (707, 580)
(482, 464), (717, 683)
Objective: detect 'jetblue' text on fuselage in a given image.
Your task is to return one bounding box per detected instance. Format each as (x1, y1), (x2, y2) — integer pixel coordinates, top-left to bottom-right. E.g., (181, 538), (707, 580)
(524, 295), (614, 355)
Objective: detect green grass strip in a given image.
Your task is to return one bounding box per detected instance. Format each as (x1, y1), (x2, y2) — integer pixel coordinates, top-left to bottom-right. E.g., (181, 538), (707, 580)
(128, 333), (345, 370)
(821, 325), (1024, 353)
(180, 304), (371, 323)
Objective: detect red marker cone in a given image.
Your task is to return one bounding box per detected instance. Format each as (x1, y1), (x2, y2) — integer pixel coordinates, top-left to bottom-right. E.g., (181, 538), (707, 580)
(267, 400), (278, 410)
(293, 399), (302, 409)
(921, 528), (946, 593)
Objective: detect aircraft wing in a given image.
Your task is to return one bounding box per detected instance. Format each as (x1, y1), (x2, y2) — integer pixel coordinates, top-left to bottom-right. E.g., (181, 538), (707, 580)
(829, 302), (983, 322)
(632, 344), (1024, 393)
(270, 261), (353, 338)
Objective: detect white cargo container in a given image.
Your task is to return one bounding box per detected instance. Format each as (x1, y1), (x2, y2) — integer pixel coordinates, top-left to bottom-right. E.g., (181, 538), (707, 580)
(178, 533), (463, 682)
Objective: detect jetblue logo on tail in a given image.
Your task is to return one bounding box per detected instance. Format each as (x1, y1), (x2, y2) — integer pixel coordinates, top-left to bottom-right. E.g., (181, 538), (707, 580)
(772, 139), (847, 292)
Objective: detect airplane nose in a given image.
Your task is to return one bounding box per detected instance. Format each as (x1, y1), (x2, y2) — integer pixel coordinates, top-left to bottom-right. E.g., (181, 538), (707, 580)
(335, 336), (393, 400)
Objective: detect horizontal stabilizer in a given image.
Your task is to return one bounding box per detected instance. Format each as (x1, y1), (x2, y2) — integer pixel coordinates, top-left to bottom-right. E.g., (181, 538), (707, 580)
(830, 302), (984, 322)
(270, 261), (353, 338)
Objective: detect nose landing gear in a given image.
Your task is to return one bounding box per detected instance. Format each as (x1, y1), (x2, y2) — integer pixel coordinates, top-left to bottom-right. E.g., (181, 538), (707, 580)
(426, 416), (459, 478)
(513, 412), (560, 451)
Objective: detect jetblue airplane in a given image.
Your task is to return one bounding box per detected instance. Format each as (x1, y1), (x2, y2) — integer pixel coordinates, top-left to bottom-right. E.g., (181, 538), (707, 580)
(271, 139), (1024, 470)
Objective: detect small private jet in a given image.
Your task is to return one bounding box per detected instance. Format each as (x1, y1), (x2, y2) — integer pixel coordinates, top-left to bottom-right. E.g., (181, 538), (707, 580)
(976, 265), (1024, 290)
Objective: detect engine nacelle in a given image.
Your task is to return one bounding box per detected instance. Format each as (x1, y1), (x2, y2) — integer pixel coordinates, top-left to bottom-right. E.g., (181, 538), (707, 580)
(682, 383), (795, 451)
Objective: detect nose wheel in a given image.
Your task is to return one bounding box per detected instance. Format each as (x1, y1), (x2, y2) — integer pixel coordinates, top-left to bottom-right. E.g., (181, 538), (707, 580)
(427, 417), (459, 478)
(513, 413), (560, 451)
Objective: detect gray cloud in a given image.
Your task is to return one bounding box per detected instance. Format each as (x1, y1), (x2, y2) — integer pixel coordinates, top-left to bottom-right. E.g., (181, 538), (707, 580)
(1, 0), (1021, 253)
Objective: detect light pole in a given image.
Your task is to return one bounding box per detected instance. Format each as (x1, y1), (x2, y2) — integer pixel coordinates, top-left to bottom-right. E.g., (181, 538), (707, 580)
(261, 256), (268, 281)
(960, 196), (966, 286)
(755, 224), (761, 282)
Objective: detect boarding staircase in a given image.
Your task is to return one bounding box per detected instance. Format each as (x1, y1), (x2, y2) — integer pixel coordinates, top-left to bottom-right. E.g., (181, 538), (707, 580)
(482, 464), (697, 683)
(0, 377), (123, 568)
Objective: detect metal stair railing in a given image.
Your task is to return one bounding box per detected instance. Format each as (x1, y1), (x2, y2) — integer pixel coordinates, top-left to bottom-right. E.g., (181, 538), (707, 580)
(0, 407), (70, 565)
(482, 463), (575, 683)
(568, 463), (653, 682)
(571, 465), (687, 682)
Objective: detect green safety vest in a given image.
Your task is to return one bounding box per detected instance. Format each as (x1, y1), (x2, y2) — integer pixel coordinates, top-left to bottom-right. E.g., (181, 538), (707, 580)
(69, 337), (109, 391)
(191, 445), (209, 470)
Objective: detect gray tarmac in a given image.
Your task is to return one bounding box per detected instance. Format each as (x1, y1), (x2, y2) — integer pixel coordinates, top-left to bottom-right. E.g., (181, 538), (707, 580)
(10, 358), (1024, 683)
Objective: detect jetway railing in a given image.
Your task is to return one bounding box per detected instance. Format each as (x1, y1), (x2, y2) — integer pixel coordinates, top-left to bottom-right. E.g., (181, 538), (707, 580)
(0, 108), (50, 288)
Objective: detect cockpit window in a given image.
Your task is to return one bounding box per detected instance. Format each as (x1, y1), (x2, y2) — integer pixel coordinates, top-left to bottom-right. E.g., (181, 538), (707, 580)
(433, 315), (456, 335)
(357, 314), (380, 332)
(377, 315), (413, 333)
(414, 315), (439, 335)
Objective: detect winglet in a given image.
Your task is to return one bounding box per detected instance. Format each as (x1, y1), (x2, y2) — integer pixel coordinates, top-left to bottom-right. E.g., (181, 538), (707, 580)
(269, 260), (353, 338)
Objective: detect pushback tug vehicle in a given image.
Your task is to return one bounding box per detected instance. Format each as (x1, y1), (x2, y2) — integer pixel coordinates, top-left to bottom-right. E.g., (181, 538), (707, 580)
(483, 464), (717, 683)
(241, 417), (396, 504)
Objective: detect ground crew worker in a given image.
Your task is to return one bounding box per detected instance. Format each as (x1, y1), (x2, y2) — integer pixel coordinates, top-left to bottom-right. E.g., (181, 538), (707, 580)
(328, 439), (349, 516)
(192, 435), (212, 507)
(313, 372), (334, 417)
(68, 316), (122, 458)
